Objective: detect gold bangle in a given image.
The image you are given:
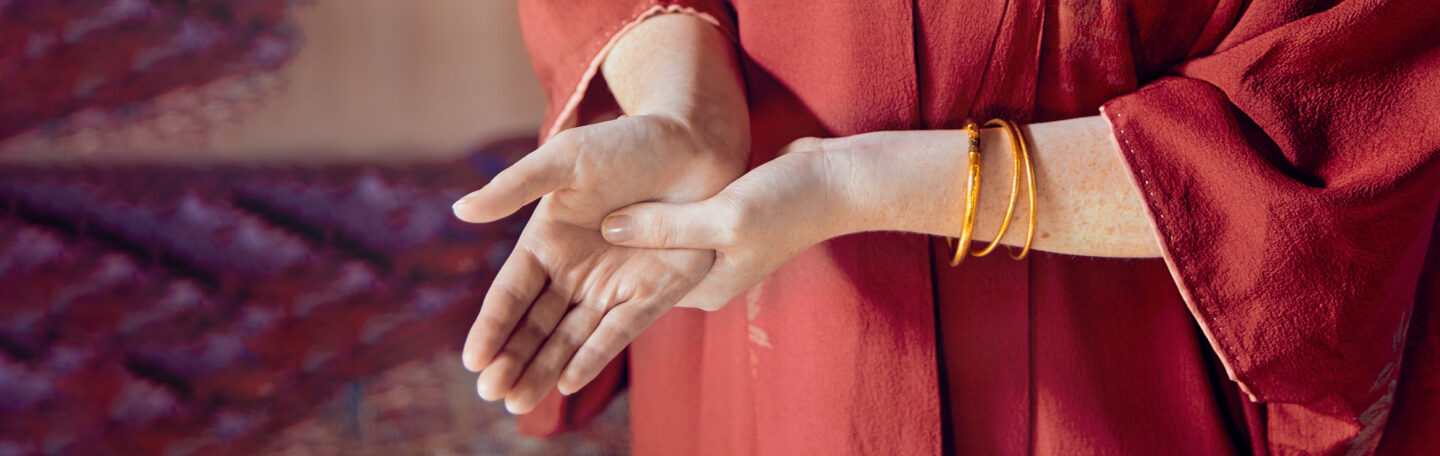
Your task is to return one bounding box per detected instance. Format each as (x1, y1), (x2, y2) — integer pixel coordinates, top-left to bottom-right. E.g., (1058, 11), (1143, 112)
(969, 119), (1023, 257)
(1006, 120), (1036, 260)
(947, 120), (982, 266)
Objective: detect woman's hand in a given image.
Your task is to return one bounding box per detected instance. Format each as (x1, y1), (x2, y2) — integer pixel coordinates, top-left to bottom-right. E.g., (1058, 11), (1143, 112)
(452, 113), (745, 414)
(453, 12), (749, 414)
(597, 138), (851, 313)
(597, 120), (1160, 323)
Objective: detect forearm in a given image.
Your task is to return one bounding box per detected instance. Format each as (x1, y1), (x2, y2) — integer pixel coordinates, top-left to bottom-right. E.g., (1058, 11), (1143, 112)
(601, 14), (749, 161)
(828, 116), (1162, 258)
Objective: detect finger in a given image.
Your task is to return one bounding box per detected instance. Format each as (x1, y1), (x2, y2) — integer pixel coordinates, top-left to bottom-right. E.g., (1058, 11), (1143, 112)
(601, 197), (737, 249)
(674, 260), (750, 312)
(502, 302), (607, 414)
(453, 139), (577, 223)
(463, 250), (546, 372)
(556, 301), (667, 395)
(474, 286), (571, 401)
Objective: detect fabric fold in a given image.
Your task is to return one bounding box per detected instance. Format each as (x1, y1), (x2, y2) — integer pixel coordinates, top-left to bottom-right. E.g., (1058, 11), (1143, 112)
(1099, 0), (1440, 451)
(513, 0), (737, 437)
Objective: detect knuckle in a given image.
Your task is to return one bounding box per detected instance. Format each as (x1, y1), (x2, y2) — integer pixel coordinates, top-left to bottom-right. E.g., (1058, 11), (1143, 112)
(602, 321), (641, 346)
(532, 351), (562, 375)
(549, 128), (579, 149)
(517, 359), (553, 381)
(518, 314), (548, 342)
(573, 341), (610, 365)
(555, 328), (589, 351)
(491, 284), (530, 309)
(640, 302), (670, 322)
(785, 137), (824, 155)
(473, 314), (508, 340)
(644, 214), (675, 247)
(713, 222), (740, 247)
(547, 129), (588, 167)
(496, 341), (526, 363)
(715, 197), (754, 245)
(575, 300), (606, 317)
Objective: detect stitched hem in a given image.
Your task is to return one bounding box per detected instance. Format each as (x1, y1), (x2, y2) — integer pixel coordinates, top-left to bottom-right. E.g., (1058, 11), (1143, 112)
(1099, 103), (1261, 403)
(544, 4), (728, 140)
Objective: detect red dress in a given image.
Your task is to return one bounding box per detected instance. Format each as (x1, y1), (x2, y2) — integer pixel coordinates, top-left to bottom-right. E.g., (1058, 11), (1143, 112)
(514, 1), (1440, 454)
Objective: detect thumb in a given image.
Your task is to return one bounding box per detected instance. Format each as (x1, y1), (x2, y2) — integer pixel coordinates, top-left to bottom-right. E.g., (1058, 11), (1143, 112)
(601, 197), (738, 249)
(673, 260), (749, 311)
(453, 140), (576, 223)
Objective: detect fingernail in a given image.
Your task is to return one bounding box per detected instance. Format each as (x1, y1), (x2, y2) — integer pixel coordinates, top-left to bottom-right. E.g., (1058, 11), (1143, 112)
(452, 196), (473, 211)
(602, 215), (632, 242)
(505, 400), (526, 415)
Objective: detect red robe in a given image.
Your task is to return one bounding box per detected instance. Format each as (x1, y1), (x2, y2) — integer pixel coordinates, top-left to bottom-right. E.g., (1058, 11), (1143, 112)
(513, 1), (1440, 454)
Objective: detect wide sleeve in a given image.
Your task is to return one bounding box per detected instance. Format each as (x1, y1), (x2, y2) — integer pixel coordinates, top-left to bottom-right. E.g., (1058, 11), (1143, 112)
(518, 0), (738, 140)
(511, 0), (738, 438)
(1099, 0), (1440, 453)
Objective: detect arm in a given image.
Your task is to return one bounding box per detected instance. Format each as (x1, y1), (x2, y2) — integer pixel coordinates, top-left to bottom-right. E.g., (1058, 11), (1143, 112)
(602, 117), (1159, 264)
(829, 116), (1160, 258)
(455, 13), (746, 224)
(599, 116), (1158, 318)
(603, 0), (1440, 453)
(452, 13), (746, 414)
(603, 14), (749, 163)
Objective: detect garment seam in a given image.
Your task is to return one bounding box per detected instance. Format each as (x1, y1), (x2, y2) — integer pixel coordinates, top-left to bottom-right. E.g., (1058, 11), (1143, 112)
(1099, 99), (1261, 403)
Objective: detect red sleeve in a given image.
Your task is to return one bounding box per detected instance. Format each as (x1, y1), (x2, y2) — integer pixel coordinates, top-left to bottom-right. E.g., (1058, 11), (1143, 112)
(1100, 0), (1440, 453)
(518, 0), (738, 140)
(512, 0), (737, 438)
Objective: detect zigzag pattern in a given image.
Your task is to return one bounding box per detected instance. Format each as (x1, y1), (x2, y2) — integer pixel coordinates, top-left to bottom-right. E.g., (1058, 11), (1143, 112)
(0, 141), (532, 455)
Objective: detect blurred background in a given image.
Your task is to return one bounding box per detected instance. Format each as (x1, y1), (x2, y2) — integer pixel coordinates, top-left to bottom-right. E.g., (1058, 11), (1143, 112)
(0, 1), (628, 454)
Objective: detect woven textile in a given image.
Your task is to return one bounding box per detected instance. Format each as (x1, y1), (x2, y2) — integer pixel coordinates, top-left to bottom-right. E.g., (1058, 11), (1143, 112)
(0, 0), (303, 144)
(0, 140), (557, 455)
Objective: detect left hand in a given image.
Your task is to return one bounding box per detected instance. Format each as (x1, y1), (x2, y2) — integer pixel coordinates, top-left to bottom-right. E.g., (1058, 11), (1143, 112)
(598, 137), (852, 313)
(453, 114), (746, 413)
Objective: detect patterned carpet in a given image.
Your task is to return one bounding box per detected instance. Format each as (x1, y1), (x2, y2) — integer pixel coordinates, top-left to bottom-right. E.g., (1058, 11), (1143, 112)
(260, 351), (629, 456)
(0, 140), (631, 455)
(0, 3), (628, 453)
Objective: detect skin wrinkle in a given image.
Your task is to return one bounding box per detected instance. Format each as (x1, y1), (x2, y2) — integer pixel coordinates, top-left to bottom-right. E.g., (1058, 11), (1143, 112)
(833, 116), (1158, 258)
(457, 11), (1167, 410)
(456, 13), (750, 410)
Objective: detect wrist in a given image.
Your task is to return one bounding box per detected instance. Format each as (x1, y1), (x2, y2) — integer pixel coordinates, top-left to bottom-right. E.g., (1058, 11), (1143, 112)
(635, 110), (747, 202)
(602, 13), (749, 167)
(968, 126), (1022, 245)
(822, 130), (972, 237)
(812, 143), (871, 239)
(652, 103), (750, 168)
(816, 127), (1015, 242)
(753, 146), (857, 252)
(803, 145), (863, 243)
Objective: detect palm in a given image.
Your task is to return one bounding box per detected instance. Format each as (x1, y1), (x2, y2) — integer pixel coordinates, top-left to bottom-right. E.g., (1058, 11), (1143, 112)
(524, 198), (711, 309)
(453, 115), (744, 414)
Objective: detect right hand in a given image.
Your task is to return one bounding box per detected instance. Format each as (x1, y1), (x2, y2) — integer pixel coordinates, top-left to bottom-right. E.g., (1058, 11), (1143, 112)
(452, 112), (747, 413)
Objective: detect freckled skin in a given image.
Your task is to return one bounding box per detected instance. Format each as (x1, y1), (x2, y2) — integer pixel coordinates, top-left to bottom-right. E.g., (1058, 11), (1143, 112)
(827, 118), (1159, 258)
(455, 14), (1162, 408)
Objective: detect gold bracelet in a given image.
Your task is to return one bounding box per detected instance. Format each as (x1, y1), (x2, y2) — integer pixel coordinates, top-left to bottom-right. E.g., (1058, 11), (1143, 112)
(1003, 119), (1036, 260)
(947, 120), (982, 266)
(969, 119), (1022, 257)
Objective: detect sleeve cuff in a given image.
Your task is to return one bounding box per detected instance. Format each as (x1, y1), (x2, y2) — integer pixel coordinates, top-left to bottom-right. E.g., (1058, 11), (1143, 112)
(540, 4), (734, 140)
